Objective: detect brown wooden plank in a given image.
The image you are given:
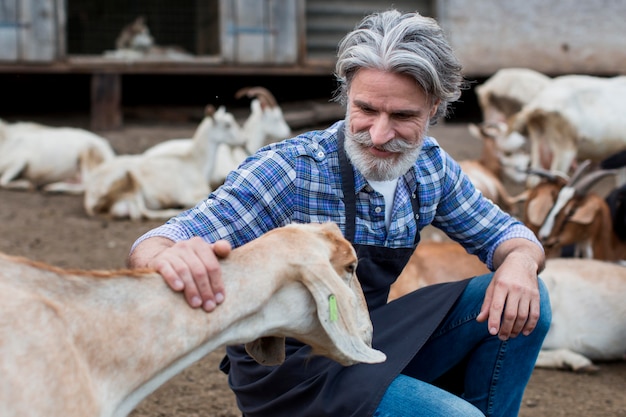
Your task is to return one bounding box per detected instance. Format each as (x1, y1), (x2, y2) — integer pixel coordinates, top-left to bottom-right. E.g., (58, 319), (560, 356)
(90, 73), (122, 131)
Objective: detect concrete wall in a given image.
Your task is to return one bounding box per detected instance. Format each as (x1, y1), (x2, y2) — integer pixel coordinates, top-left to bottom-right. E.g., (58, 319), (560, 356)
(436, 0), (626, 77)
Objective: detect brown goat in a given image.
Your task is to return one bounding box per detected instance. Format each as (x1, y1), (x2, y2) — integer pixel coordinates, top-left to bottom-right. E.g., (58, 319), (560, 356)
(536, 168), (621, 260)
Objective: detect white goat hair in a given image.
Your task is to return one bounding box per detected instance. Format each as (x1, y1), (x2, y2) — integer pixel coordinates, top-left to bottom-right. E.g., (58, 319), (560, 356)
(83, 106), (241, 220)
(499, 75), (626, 188)
(535, 258), (626, 372)
(0, 222), (385, 417)
(468, 122), (531, 184)
(145, 87), (291, 188)
(390, 241), (626, 372)
(475, 68), (552, 124)
(0, 119), (116, 193)
(460, 123), (528, 212)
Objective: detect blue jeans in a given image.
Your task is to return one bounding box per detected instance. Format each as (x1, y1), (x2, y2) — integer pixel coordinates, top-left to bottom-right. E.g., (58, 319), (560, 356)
(374, 273), (552, 417)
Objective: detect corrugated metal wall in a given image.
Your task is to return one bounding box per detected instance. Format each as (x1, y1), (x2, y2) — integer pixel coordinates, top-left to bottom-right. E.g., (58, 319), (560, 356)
(304, 0), (434, 62)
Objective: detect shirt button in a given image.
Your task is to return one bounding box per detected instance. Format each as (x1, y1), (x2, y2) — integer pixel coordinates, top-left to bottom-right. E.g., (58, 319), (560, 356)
(415, 213), (420, 220)
(375, 207), (382, 213)
(317, 151), (325, 158)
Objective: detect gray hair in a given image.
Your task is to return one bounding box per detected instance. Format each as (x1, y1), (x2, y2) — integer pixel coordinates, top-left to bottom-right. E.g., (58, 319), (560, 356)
(334, 9), (466, 124)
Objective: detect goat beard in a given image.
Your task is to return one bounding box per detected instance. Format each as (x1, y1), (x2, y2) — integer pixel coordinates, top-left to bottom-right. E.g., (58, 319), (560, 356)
(343, 122), (425, 182)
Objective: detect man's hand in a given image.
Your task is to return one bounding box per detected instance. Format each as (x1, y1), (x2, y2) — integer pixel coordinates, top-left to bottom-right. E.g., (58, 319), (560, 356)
(477, 239), (545, 340)
(129, 236), (231, 311)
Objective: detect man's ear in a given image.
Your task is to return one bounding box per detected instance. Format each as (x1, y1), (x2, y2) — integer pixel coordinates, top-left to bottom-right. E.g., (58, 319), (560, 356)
(244, 336), (286, 366)
(429, 99), (441, 118)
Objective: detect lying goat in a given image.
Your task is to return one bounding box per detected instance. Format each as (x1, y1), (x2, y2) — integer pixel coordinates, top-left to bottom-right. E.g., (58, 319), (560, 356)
(389, 241), (626, 372)
(0, 222), (385, 417)
(535, 258), (626, 372)
(0, 119), (115, 193)
(84, 105), (241, 220)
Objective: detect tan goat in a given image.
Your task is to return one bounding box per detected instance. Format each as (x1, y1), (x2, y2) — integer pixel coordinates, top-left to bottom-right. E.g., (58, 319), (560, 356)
(388, 241), (489, 302)
(0, 222), (385, 417)
(390, 241), (626, 372)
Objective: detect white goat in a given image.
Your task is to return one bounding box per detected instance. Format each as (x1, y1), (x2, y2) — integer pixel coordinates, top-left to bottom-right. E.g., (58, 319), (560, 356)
(83, 106), (241, 220)
(475, 68), (552, 124)
(0, 222), (385, 417)
(497, 75), (626, 188)
(0, 119), (115, 193)
(145, 87), (291, 189)
(535, 258), (626, 372)
(389, 241), (626, 372)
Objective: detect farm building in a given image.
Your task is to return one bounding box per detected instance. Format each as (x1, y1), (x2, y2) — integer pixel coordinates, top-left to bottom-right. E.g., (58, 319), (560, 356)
(1, 0), (624, 129)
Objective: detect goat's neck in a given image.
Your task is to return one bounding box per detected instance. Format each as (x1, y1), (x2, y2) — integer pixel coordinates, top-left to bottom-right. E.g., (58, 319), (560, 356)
(479, 138), (502, 177)
(242, 115), (266, 154)
(18, 249), (288, 417)
(188, 119), (222, 180)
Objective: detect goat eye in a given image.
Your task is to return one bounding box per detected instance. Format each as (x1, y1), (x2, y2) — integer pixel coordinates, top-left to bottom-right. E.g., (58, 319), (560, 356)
(345, 262), (356, 274)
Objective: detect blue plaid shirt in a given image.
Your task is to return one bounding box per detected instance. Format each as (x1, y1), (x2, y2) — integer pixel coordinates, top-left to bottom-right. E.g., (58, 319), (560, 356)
(132, 121), (540, 269)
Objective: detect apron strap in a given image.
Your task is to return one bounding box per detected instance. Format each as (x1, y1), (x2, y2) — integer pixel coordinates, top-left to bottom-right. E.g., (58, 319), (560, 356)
(338, 129), (357, 242)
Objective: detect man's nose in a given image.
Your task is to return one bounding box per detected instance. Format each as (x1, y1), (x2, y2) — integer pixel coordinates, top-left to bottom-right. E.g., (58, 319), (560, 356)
(369, 115), (395, 145)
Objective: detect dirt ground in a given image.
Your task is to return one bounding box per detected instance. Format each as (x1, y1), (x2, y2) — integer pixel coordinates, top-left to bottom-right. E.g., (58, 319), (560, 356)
(0, 114), (624, 417)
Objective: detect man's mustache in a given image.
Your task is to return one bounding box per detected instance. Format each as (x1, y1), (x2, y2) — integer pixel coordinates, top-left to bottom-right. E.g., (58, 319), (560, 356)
(350, 131), (420, 153)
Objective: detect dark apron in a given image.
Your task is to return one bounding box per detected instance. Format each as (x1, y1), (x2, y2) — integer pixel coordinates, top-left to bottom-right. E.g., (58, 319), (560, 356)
(220, 131), (469, 416)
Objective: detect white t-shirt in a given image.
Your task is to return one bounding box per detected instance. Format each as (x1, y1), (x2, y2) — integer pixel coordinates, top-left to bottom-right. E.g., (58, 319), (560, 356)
(367, 178), (399, 230)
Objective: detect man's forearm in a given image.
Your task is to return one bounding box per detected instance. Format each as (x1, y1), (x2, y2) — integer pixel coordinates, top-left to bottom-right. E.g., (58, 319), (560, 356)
(492, 237), (545, 274)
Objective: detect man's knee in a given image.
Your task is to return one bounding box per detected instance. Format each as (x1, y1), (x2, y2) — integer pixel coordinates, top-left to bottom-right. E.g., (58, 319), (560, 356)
(535, 276), (552, 335)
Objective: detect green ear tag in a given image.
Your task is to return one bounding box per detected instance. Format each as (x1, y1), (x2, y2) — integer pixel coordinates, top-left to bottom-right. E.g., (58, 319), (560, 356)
(329, 294), (338, 322)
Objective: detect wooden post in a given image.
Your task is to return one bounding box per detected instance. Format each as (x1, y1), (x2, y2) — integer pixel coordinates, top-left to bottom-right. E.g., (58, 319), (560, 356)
(90, 73), (122, 131)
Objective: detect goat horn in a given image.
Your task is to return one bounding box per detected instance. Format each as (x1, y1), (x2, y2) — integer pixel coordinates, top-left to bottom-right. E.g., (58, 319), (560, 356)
(566, 159), (593, 186)
(572, 169), (617, 196)
(525, 167), (567, 182)
(234, 86), (278, 107)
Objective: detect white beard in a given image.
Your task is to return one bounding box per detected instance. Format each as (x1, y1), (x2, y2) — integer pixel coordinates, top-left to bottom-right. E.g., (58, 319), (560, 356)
(343, 122), (424, 181)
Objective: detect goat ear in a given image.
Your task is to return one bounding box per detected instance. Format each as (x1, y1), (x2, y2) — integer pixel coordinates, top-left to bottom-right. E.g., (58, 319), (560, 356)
(298, 262), (386, 364)
(526, 195), (554, 226)
(569, 199), (601, 224)
(244, 336), (286, 366)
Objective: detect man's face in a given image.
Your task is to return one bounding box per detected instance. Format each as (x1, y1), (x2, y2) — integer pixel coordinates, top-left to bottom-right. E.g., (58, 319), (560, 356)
(344, 68), (439, 181)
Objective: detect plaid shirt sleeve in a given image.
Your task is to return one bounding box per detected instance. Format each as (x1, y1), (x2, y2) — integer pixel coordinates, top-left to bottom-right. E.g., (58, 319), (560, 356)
(130, 125), (343, 252)
(414, 139), (542, 269)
